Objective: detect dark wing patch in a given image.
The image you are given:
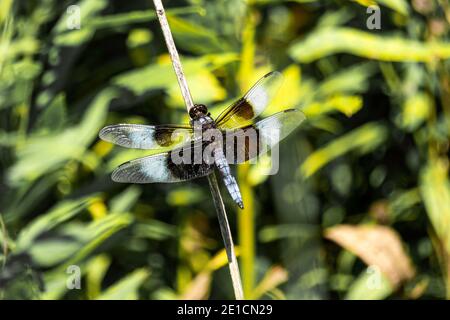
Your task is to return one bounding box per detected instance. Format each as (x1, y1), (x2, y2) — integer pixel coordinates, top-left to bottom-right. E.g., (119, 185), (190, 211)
(111, 141), (213, 183)
(223, 109), (306, 164)
(215, 71), (283, 129)
(223, 125), (260, 163)
(99, 124), (193, 150)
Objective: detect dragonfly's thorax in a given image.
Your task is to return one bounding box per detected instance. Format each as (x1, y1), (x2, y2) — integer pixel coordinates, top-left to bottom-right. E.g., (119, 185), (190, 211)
(190, 104), (218, 142)
(192, 115), (218, 142)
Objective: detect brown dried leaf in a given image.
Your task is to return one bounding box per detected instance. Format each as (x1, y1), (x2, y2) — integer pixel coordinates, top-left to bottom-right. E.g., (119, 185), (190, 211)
(324, 224), (415, 287)
(180, 272), (211, 300)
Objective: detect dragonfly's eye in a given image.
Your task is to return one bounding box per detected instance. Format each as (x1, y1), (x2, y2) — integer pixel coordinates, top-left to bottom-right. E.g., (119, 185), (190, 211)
(189, 104), (208, 120)
(189, 108), (197, 119)
(198, 104), (207, 114)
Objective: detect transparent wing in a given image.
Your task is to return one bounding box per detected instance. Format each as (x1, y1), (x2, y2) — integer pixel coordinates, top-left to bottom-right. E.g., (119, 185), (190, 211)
(111, 141), (213, 183)
(99, 124), (193, 150)
(215, 71), (283, 129)
(223, 109), (305, 163)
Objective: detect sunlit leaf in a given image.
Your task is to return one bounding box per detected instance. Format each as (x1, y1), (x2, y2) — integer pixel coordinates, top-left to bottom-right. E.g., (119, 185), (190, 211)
(316, 63), (375, 97)
(112, 53), (238, 97)
(266, 64), (303, 115)
(97, 268), (150, 300)
(300, 122), (387, 177)
(345, 267), (393, 300)
(86, 254), (111, 299)
(109, 186), (142, 213)
(166, 187), (205, 206)
(401, 92), (432, 131)
(289, 28), (450, 63)
(303, 95), (363, 118)
(166, 70), (227, 107)
(352, 0), (409, 15)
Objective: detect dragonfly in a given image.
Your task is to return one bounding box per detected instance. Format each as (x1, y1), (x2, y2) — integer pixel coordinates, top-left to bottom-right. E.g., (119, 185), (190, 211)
(99, 71), (305, 209)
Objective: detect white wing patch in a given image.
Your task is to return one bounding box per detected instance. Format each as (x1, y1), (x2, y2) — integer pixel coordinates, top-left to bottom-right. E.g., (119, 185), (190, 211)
(112, 154), (171, 183)
(247, 85), (269, 115)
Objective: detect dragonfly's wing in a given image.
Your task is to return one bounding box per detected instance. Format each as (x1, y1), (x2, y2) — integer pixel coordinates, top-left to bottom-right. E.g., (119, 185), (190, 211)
(99, 124), (193, 150)
(223, 109), (305, 163)
(215, 71), (283, 130)
(111, 141), (213, 183)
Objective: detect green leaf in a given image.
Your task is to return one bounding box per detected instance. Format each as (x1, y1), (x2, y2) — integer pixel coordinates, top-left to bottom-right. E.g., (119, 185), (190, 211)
(168, 15), (230, 54)
(35, 94), (67, 133)
(86, 254), (111, 299)
(109, 186), (142, 213)
(41, 214), (133, 299)
(53, 0), (108, 46)
(346, 267), (393, 300)
(376, 0), (410, 15)
(82, 7), (202, 30)
(316, 63), (376, 97)
(316, 8), (354, 28)
(8, 88), (117, 184)
(112, 53), (238, 97)
(16, 197), (95, 250)
(420, 160), (450, 252)
(97, 268), (150, 300)
(301, 122), (388, 177)
(61, 213), (133, 269)
(134, 220), (177, 241)
(28, 238), (83, 267)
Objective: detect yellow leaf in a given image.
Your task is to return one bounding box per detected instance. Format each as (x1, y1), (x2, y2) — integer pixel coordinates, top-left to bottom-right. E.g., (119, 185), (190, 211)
(290, 28), (450, 63)
(266, 64), (303, 115)
(401, 92), (431, 130)
(88, 199), (107, 220)
(303, 95), (363, 118)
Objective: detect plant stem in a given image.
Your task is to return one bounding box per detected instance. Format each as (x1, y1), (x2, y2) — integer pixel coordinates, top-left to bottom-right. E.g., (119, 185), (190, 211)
(208, 172), (244, 300)
(237, 8), (257, 299)
(152, 0), (244, 300)
(153, 0), (194, 113)
(237, 163), (255, 298)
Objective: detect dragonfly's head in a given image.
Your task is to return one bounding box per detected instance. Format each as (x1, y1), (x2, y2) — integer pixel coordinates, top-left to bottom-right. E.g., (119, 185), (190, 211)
(189, 104), (208, 120)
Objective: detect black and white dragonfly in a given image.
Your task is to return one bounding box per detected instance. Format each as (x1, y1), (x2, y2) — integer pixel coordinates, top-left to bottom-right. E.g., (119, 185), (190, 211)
(99, 72), (305, 209)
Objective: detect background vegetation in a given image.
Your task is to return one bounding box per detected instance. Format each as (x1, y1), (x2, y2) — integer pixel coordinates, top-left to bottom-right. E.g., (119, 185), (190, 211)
(0, 0), (449, 300)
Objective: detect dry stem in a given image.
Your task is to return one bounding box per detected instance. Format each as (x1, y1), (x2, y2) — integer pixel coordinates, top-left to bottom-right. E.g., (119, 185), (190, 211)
(152, 0), (244, 300)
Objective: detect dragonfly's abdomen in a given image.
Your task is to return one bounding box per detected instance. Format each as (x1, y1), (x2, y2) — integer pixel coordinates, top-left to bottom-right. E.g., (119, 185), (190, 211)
(213, 146), (244, 209)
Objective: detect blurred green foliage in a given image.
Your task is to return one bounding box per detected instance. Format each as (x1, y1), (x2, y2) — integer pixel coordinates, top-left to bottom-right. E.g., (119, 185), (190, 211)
(0, 0), (449, 300)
